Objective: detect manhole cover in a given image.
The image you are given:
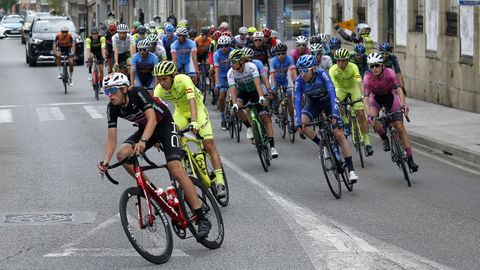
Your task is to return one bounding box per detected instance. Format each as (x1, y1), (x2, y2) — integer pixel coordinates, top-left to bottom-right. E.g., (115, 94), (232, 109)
(4, 213), (73, 224)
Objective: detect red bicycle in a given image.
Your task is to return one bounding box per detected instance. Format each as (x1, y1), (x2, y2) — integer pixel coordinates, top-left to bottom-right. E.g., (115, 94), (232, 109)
(102, 152), (224, 264)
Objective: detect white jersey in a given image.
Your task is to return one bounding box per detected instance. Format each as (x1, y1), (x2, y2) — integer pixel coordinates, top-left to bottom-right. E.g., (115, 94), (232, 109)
(112, 33), (135, 54)
(227, 62), (260, 93)
(234, 35), (248, 48)
(153, 44), (167, 61)
(318, 55), (333, 70)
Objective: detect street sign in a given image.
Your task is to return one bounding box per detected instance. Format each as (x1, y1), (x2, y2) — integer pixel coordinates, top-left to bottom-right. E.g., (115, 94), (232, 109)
(459, 0), (480, 5)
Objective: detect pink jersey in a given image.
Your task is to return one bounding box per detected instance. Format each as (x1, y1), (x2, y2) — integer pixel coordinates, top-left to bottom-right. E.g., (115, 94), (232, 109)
(363, 67), (399, 96)
(289, 48), (310, 64)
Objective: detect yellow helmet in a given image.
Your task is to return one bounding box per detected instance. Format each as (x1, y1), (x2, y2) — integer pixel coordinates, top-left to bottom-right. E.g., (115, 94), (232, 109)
(247, 27), (257, 34)
(153, 61), (176, 77)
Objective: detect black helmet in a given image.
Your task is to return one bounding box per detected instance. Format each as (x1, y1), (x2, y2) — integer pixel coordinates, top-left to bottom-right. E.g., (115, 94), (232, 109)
(91, 27), (99, 34)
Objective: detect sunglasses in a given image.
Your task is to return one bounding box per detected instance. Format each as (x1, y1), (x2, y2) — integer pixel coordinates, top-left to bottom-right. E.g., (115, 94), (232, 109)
(370, 64), (382, 69)
(297, 44), (306, 47)
(299, 67), (313, 74)
(275, 52), (286, 56)
(248, 33), (254, 35)
(218, 44), (230, 48)
(254, 39), (263, 42)
(230, 59), (241, 64)
(139, 48), (149, 52)
(104, 86), (121, 95)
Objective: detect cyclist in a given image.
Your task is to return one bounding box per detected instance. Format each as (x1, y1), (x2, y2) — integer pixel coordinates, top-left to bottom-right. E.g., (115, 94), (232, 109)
(228, 49), (279, 158)
(133, 25), (147, 47)
(147, 33), (167, 62)
(53, 25), (75, 85)
(194, 27), (212, 64)
(379, 42), (406, 105)
(328, 37), (342, 64)
(213, 36), (234, 130)
(249, 31), (270, 69)
(171, 27), (199, 82)
(363, 53), (419, 172)
(130, 20), (141, 35)
(162, 24), (177, 61)
(262, 28), (278, 52)
(234, 26), (248, 49)
(269, 43), (297, 128)
(104, 23), (117, 73)
(329, 48), (374, 156)
(270, 30), (281, 45)
(130, 39), (158, 93)
(153, 61), (227, 196)
(309, 43), (333, 70)
(318, 33), (331, 55)
(295, 55), (359, 183)
(243, 47), (271, 94)
(112, 24), (136, 73)
(98, 73), (212, 238)
(246, 26), (256, 47)
(85, 27), (106, 85)
(335, 23), (373, 54)
(289, 35), (309, 64)
(350, 43), (369, 79)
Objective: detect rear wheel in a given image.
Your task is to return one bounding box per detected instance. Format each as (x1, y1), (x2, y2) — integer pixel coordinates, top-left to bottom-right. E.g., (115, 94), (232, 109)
(119, 187), (173, 264)
(393, 135), (411, 187)
(319, 139), (341, 199)
(252, 122), (268, 172)
(279, 106), (287, 139)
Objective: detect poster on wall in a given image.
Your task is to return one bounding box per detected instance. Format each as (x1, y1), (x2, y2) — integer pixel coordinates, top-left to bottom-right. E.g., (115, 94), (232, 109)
(459, 0), (480, 5)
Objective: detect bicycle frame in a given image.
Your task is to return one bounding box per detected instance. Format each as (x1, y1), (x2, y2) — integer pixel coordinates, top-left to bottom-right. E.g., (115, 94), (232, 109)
(179, 135), (212, 188)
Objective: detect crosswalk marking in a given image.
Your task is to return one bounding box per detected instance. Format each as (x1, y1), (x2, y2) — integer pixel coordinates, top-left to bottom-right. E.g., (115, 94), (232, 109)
(36, 107), (65, 121)
(0, 109), (13, 123)
(83, 106), (105, 119)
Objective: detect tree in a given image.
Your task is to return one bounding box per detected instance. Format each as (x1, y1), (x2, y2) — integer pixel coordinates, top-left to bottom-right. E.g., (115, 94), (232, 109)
(0, 0), (17, 12)
(47, 0), (62, 15)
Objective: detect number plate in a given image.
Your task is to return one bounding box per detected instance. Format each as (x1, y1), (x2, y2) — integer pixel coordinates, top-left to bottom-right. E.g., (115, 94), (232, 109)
(50, 50), (54, 55)
(10, 30), (20, 34)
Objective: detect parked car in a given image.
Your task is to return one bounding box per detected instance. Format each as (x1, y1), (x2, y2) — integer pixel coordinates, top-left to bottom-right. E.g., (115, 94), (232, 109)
(0, 15), (24, 38)
(21, 12), (50, 44)
(25, 16), (84, 66)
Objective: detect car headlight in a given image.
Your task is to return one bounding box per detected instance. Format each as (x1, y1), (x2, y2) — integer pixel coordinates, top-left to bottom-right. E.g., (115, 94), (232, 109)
(31, 38), (43, 44)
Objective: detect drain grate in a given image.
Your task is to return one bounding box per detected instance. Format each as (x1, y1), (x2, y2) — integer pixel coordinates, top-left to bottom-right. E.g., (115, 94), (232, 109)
(4, 213), (73, 224)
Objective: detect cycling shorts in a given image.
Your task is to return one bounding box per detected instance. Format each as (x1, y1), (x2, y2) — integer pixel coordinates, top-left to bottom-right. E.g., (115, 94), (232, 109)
(177, 61), (196, 77)
(56, 47), (74, 57)
(89, 51), (105, 64)
(118, 52), (130, 65)
(237, 91), (269, 117)
(302, 100), (344, 129)
(173, 105), (213, 140)
(335, 84), (364, 111)
(369, 90), (402, 120)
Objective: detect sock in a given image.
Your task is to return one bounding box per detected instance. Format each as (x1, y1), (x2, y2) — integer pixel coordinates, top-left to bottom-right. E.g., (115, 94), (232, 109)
(88, 65), (92, 73)
(268, 137), (274, 148)
(405, 147), (413, 157)
(345, 156), (354, 172)
(214, 169), (224, 185)
(243, 121), (251, 128)
(193, 208), (205, 220)
(364, 133), (371, 145)
(312, 135), (320, 145)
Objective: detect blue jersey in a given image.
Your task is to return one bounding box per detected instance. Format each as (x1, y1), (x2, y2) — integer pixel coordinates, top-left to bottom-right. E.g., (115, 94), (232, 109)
(294, 69), (338, 125)
(171, 39), (197, 64)
(213, 47), (233, 80)
(252, 59), (267, 78)
(162, 34), (178, 60)
(270, 55), (295, 86)
(383, 54), (401, 73)
(131, 52), (158, 87)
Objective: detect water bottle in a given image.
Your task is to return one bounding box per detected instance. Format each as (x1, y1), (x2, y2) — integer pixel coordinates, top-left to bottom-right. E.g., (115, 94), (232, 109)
(156, 187), (166, 199)
(166, 186), (179, 207)
(195, 153), (206, 172)
(332, 143), (341, 161)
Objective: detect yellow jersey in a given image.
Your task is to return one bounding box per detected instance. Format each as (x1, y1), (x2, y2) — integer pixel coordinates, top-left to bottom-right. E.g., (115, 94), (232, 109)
(154, 74), (204, 115)
(328, 62), (362, 89)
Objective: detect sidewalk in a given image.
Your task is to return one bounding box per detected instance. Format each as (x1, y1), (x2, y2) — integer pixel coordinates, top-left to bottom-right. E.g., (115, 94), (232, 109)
(405, 98), (480, 168)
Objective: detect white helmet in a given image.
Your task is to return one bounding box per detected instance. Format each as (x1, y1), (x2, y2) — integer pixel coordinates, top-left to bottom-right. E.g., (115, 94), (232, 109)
(219, 21), (230, 29)
(238, 26), (248, 35)
(318, 33), (329, 42)
(176, 27), (189, 36)
(148, 21), (157, 28)
(137, 39), (151, 49)
(117, 24), (129, 33)
(217, 35), (231, 46)
(103, 72), (130, 88)
(295, 35), (308, 45)
(367, 52), (383, 65)
(271, 30), (278, 38)
(242, 47), (254, 58)
(252, 31), (264, 39)
(61, 25), (69, 32)
(355, 23), (371, 35)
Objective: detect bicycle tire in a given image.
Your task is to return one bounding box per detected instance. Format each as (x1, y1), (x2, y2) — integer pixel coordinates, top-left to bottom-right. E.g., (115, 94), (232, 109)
(340, 163), (353, 192)
(235, 115), (241, 143)
(63, 63), (68, 95)
(393, 135), (411, 187)
(204, 154), (230, 207)
(119, 186), (173, 264)
(279, 106), (287, 139)
(287, 107), (295, 143)
(319, 139), (341, 199)
(93, 69), (99, 100)
(252, 122), (269, 172)
(351, 119), (364, 168)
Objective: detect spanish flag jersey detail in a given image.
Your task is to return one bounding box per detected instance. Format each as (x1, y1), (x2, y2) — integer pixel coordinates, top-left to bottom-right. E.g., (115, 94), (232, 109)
(328, 62), (362, 89)
(154, 74), (204, 114)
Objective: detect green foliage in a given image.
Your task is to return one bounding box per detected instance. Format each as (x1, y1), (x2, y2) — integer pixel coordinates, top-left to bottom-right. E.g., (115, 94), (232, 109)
(0, 0), (17, 12)
(47, 0), (62, 15)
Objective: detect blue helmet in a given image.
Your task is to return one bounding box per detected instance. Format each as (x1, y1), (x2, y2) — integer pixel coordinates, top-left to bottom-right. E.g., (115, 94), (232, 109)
(379, 42), (392, 53)
(296, 55), (317, 70)
(329, 37), (341, 50)
(165, 24), (175, 34)
(353, 43), (366, 54)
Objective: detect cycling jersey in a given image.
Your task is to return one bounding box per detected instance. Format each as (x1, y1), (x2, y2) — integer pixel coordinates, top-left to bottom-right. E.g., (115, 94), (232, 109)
(227, 62), (260, 93)
(383, 54), (402, 74)
(162, 34), (178, 60)
(55, 32), (73, 48)
(270, 55), (296, 86)
(151, 45), (167, 62)
(86, 36), (105, 54)
(112, 33), (135, 54)
(363, 68), (401, 113)
(234, 34), (248, 48)
(349, 54), (369, 78)
(295, 69), (338, 125)
(194, 36), (212, 62)
(213, 47), (233, 81)
(171, 39), (196, 64)
(318, 55), (333, 70)
(249, 43), (270, 67)
(104, 31), (115, 56)
(329, 62), (363, 110)
(131, 52), (158, 88)
(289, 48), (310, 64)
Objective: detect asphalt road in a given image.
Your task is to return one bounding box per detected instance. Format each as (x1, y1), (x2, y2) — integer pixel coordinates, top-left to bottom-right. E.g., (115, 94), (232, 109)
(0, 38), (479, 270)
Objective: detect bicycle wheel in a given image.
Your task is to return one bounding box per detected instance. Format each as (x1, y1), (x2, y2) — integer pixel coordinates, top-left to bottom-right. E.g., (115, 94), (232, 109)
(351, 119), (364, 168)
(235, 116), (241, 143)
(279, 105), (287, 139)
(63, 64), (68, 95)
(287, 107), (295, 143)
(119, 187), (173, 264)
(393, 135), (411, 187)
(252, 122), (269, 172)
(93, 69), (99, 100)
(339, 162), (353, 192)
(319, 139), (341, 199)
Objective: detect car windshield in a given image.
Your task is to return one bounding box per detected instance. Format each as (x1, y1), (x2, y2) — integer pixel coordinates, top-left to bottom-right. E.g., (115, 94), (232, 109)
(33, 20), (76, 33)
(26, 15), (36, 23)
(3, 17), (23, 24)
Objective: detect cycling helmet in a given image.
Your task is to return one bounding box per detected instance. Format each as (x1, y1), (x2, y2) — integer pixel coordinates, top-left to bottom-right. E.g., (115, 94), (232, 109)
(309, 43), (323, 54)
(108, 23), (117, 32)
(217, 35), (231, 46)
(136, 26), (146, 34)
(228, 49), (244, 61)
(247, 26), (257, 34)
(219, 21), (229, 31)
(209, 25), (216, 35)
(137, 39), (151, 50)
(103, 72), (130, 88)
(177, 19), (188, 28)
(132, 21), (141, 29)
(238, 26), (248, 35)
(117, 24), (129, 33)
(242, 47), (254, 58)
(212, 30), (222, 40)
(334, 48), (350, 60)
(274, 43), (288, 53)
(153, 16), (161, 23)
(295, 35), (308, 46)
(153, 61), (176, 77)
(271, 30), (278, 38)
(309, 35), (320, 44)
(90, 27), (99, 34)
(188, 28), (197, 38)
(201, 27), (210, 35)
(355, 23), (371, 35)
(262, 27), (271, 38)
(379, 42), (392, 53)
(165, 24), (175, 34)
(147, 34), (158, 44)
(353, 43), (366, 54)
(252, 31), (264, 39)
(296, 54), (317, 70)
(176, 27), (189, 36)
(367, 52), (383, 65)
(221, 31), (232, 37)
(148, 21), (157, 29)
(318, 33), (329, 42)
(61, 25), (69, 32)
(143, 23), (150, 29)
(329, 36), (341, 49)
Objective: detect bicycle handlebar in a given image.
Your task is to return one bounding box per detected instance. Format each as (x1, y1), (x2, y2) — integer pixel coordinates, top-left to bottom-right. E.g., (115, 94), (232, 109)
(339, 97), (363, 106)
(178, 125), (204, 140)
(377, 111), (410, 123)
(238, 102), (262, 110)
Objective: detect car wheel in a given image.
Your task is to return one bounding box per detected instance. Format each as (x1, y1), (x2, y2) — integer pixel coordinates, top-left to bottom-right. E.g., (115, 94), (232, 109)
(29, 56), (37, 67)
(26, 53), (29, 64)
(21, 36), (25, 44)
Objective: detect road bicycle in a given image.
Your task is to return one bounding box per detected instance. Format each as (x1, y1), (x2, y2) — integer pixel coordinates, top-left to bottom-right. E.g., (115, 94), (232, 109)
(58, 53), (70, 95)
(274, 85), (296, 143)
(377, 108), (412, 187)
(339, 96), (367, 168)
(178, 125), (230, 207)
(224, 89), (242, 143)
(305, 113), (353, 199)
(102, 152), (224, 264)
(198, 63), (210, 104)
(87, 58), (101, 100)
(238, 102), (271, 172)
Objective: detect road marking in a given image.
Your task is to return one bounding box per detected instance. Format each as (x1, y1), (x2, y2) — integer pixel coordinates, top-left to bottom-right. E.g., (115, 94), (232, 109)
(222, 158), (452, 270)
(36, 107), (65, 121)
(83, 106), (105, 119)
(44, 248), (189, 258)
(0, 109), (13, 123)
(0, 101), (104, 109)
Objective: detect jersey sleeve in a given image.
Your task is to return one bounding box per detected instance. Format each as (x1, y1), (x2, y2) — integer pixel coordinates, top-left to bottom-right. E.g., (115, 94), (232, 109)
(100, 36), (106, 49)
(85, 37), (91, 49)
(182, 76), (197, 100)
(213, 51), (220, 67)
(328, 66), (338, 86)
(170, 41), (178, 53)
(269, 57), (277, 73)
(362, 74), (371, 96)
(248, 63), (260, 78)
(294, 77), (304, 126)
(351, 63), (362, 82)
(190, 40), (197, 53)
(391, 55), (402, 73)
(128, 35), (135, 46)
(287, 56), (296, 69)
(106, 103), (118, 128)
(130, 54), (138, 71)
(112, 35), (117, 47)
(134, 88), (154, 111)
(321, 70), (339, 117)
(227, 69), (236, 87)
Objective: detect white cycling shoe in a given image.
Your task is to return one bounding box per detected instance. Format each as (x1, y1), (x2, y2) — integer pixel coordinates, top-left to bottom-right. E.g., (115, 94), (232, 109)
(348, 170), (359, 184)
(246, 127), (253, 140)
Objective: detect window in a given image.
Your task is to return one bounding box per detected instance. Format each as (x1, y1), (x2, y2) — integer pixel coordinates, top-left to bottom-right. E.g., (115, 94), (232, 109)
(185, 0), (214, 31)
(218, 0), (242, 33)
(284, 0), (311, 40)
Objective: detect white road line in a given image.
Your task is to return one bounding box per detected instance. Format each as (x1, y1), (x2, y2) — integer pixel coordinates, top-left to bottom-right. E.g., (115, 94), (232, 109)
(0, 105), (22, 109)
(0, 109), (13, 123)
(83, 106), (105, 119)
(36, 107), (65, 121)
(222, 157), (452, 270)
(44, 248), (189, 258)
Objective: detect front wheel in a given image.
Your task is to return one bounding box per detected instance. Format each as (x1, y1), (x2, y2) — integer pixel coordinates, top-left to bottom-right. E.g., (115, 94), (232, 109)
(252, 122), (269, 172)
(119, 187), (173, 264)
(393, 137), (411, 187)
(319, 140), (341, 199)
